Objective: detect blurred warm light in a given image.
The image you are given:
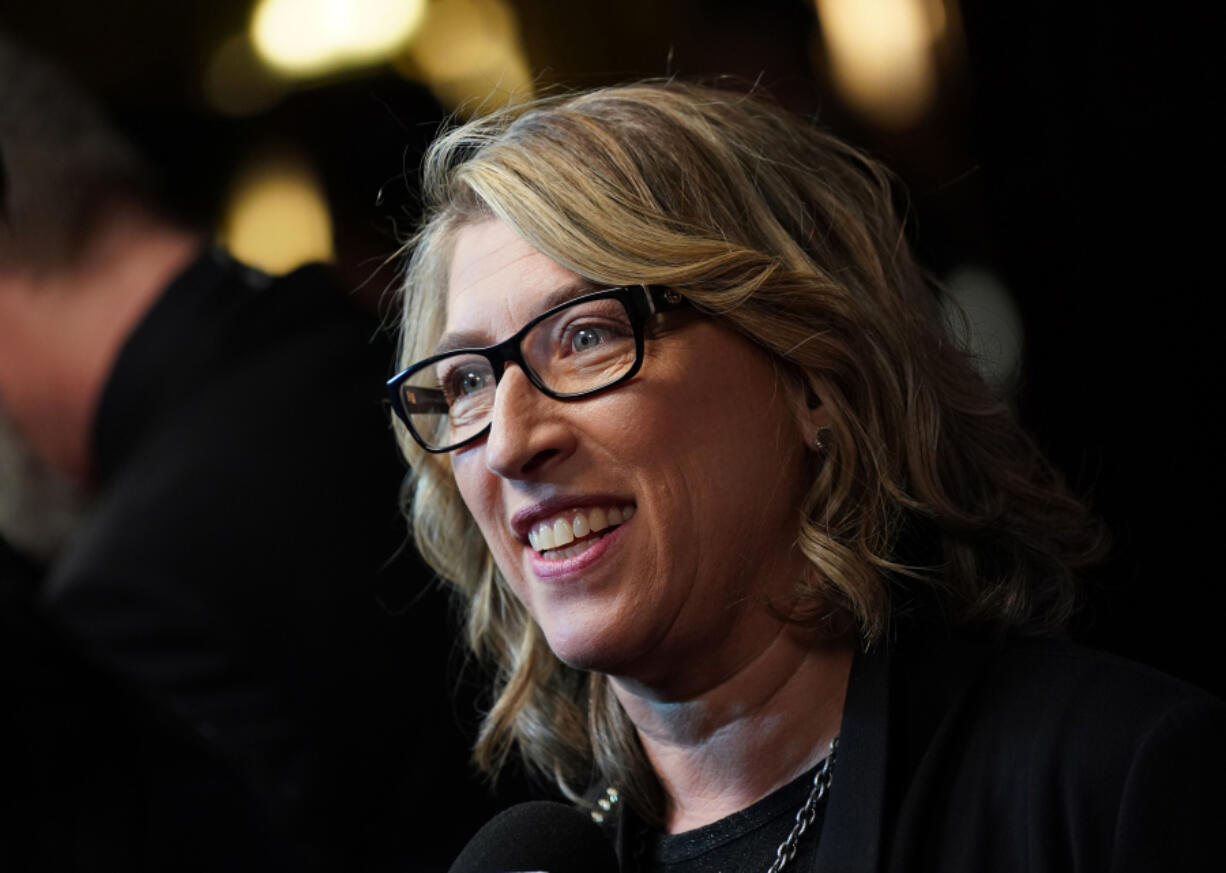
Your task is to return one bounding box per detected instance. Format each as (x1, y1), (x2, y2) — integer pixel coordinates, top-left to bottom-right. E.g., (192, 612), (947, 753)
(941, 265), (1024, 391)
(204, 33), (291, 116)
(814, 0), (944, 128)
(251, 0), (428, 76)
(395, 0), (534, 115)
(219, 151), (334, 275)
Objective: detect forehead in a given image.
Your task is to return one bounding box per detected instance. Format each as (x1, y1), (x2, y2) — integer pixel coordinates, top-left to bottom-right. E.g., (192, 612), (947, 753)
(443, 218), (589, 342)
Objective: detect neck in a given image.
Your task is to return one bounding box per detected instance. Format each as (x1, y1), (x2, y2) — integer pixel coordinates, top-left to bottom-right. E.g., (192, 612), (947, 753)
(0, 201), (201, 482)
(611, 624), (853, 834)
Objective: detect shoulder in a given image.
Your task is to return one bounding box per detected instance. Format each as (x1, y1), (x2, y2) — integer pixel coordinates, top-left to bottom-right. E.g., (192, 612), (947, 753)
(973, 635), (1221, 747)
(49, 251), (405, 607)
(896, 630), (1225, 778)
(895, 628), (1221, 738)
(884, 631), (1225, 871)
(989, 636), (1224, 769)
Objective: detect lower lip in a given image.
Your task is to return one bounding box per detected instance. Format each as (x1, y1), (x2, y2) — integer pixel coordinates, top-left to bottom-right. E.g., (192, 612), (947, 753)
(528, 521), (628, 580)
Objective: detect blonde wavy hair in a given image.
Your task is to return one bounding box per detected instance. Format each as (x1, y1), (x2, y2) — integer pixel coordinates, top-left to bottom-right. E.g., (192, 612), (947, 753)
(393, 82), (1106, 823)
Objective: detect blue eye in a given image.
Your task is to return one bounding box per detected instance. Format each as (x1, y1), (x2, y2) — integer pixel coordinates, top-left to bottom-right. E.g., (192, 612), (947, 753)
(439, 360), (495, 402)
(456, 369), (489, 395)
(571, 326), (608, 352)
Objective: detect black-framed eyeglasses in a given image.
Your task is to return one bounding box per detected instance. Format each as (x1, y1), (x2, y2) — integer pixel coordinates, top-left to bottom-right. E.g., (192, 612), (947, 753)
(388, 285), (685, 453)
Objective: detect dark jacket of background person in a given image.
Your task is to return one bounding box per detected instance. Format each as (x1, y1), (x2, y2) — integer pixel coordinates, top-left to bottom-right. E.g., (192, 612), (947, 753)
(1, 245), (493, 871)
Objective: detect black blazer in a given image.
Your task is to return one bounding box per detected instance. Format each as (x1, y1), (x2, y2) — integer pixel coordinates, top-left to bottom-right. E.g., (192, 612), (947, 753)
(817, 629), (1224, 872)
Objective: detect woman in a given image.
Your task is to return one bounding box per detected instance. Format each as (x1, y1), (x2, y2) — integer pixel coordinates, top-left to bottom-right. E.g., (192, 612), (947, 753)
(389, 83), (1221, 871)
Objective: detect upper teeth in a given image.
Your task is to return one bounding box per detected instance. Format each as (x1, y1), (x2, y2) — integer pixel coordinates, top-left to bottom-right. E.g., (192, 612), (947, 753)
(528, 504), (635, 551)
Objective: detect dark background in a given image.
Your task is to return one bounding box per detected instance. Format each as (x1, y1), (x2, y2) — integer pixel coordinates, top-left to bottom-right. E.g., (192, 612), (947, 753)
(3, 0), (1220, 699)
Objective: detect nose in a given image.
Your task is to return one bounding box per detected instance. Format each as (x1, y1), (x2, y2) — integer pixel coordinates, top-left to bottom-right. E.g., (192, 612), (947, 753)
(483, 364), (576, 479)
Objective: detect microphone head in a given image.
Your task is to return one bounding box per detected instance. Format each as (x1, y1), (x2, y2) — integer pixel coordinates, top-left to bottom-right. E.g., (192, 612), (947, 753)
(447, 800), (619, 873)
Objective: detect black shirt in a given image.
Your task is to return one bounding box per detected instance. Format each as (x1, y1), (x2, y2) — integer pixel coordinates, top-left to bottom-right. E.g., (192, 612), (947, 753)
(625, 761), (829, 873)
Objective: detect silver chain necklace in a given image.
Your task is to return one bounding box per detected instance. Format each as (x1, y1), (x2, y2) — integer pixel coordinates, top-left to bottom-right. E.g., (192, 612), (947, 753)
(766, 735), (838, 873)
(591, 735), (839, 873)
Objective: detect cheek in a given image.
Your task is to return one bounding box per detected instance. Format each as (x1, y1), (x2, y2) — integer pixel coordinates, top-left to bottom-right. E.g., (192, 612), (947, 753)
(450, 453), (503, 552)
(449, 453), (480, 515)
(658, 367), (805, 556)
(449, 452), (539, 612)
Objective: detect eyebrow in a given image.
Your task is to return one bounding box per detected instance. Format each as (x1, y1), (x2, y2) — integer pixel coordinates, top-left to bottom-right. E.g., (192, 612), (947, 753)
(432, 279), (604, 355)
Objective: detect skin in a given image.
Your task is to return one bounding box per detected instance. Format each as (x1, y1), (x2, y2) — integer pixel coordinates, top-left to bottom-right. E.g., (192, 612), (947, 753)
(0, 200), (200, 482)
(446, 217), (852, 832)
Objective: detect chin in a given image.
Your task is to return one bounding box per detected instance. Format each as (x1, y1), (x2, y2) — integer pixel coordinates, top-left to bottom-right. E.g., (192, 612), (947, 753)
(539, 615), (650, 676)
(543, 628), (620, 673)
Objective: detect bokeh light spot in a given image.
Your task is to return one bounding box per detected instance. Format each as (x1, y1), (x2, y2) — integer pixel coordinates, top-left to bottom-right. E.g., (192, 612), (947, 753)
(814, 0), (944, 128)
(219, 150), (334, 275)
(251, 0), (428, 76)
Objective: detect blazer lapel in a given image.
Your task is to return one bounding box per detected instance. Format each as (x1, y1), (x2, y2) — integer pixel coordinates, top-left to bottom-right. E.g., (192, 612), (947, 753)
(813, 643), (891, 873)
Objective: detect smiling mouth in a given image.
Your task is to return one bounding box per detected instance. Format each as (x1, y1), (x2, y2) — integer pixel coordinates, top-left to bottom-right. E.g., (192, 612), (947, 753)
(527, 504), (635, 558)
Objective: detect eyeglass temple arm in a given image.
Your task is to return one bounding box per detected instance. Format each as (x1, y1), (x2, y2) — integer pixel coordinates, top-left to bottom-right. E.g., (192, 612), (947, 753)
(644, 285), (685, 316)
(401, 386), (449, 415)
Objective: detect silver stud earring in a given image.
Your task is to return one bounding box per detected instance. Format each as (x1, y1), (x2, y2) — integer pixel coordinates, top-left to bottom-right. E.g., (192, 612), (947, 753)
(814, 427), (832, 452)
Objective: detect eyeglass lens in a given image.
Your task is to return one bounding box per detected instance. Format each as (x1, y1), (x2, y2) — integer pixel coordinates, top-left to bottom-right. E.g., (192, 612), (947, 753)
(400, 294), (639, 450)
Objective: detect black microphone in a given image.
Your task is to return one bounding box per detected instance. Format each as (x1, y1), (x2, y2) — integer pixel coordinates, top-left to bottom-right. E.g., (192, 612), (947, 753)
(447, 801), (620, 873)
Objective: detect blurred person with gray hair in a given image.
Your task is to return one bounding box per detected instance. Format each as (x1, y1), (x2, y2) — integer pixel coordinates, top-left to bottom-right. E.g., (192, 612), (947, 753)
(0, 33), (490, 871)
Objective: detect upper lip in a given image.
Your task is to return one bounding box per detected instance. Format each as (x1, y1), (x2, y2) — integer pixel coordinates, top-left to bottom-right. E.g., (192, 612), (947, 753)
(509, 494), (632, 541)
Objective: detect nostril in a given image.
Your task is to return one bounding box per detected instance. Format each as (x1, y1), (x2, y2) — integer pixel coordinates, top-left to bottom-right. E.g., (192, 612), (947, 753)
(520, 447), (560, 476)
